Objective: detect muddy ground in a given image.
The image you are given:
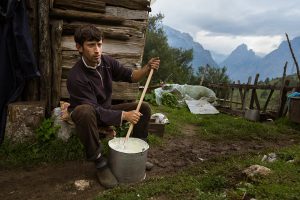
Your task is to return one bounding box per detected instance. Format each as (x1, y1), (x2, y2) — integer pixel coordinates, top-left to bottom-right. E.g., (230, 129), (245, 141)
(1, 125), (299, 200)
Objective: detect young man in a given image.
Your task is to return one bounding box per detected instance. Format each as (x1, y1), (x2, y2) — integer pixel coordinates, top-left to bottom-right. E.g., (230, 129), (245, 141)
(67, 25), (160, 188)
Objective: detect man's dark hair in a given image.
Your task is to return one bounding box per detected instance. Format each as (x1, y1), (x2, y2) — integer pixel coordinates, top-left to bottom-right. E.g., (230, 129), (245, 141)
(74, 24), (103, 46)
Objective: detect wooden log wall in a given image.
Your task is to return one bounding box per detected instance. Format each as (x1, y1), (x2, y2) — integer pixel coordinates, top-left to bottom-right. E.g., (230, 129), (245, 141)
(47, 0), (150, 108)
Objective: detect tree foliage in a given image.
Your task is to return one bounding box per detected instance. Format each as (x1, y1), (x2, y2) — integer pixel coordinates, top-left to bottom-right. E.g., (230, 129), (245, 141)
(196, 64), (231, 86)
(142, 14), (194, 84)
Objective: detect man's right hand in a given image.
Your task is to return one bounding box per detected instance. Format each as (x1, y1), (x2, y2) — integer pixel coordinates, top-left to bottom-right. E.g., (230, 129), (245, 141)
(122, 110), (142, 124)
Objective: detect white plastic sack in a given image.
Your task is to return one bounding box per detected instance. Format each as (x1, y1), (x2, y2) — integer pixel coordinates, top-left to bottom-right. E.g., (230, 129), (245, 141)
(154, 84), (217, 105)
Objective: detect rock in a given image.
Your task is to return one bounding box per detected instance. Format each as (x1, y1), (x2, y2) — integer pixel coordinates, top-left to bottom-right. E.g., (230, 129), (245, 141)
(74, 180), (90, 191)
(5, 101), (45, 143)
(52, 107), (75, 142)
(243, 165), (271, 178)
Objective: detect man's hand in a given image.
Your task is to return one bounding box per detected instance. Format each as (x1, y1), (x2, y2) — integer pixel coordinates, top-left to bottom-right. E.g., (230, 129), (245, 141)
(122, 110), (143, 124)
(147, 57), (160, 71)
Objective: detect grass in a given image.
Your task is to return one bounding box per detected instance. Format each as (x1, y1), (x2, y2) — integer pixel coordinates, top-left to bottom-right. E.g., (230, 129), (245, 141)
(0, 135), (84, 169)
(1, 105), (300, 199)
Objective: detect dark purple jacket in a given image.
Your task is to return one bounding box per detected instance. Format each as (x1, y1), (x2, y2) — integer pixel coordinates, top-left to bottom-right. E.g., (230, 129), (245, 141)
(67, 55), (132, 126)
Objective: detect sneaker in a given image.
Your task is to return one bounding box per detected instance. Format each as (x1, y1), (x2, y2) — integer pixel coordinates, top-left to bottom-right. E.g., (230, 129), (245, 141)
(96, 167), (118, 189)
(146, 161), (154, 171)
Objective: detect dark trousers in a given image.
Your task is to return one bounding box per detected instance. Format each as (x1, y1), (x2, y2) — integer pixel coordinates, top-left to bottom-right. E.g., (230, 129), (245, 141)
(71, 102), (151, 161)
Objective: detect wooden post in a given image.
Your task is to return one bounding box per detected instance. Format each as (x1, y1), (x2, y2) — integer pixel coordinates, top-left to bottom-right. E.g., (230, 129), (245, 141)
(50, 20), (63, 108)
(277, 62), (288, 118)
(237, 80), (243, 108)
(250, 74), (260, 109)
(277, 79), (290, 118)
(286, 33), (300, 82)
(39, 0), (52, 115)
(242, 76), (252, 110)
(23, 0), (40, 101)
(229, 81), (235, 109)
(263, 89), (274, 112)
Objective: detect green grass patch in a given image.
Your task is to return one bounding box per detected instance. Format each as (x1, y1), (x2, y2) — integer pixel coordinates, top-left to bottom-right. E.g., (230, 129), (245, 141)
(0, 135), (84, 168)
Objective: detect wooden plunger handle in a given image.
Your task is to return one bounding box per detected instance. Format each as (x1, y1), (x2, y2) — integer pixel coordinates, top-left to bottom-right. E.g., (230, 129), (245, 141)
(124, 68), (154, 141)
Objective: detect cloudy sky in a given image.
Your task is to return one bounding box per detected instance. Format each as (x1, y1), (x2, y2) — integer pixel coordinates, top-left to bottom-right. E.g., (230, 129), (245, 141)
(151, 0), (300, 57)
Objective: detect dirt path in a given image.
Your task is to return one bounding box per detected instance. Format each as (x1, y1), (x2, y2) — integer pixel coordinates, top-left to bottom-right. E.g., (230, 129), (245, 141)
(1, 126), (299, 200)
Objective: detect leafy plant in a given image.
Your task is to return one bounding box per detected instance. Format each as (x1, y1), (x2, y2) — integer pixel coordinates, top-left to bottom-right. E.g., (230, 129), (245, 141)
(35, 118), (60, 143)
(161, 93), (178, 108)
(144, 91), (158, 105)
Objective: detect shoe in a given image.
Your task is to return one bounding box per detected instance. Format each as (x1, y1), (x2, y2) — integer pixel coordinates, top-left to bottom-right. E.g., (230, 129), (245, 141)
(146, 161), (154, 171)
(96, 167), (118, 189)
(95, 156), (108, 169)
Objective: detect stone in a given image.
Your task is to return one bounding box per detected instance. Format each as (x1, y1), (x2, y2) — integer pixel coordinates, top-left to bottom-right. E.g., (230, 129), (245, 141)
(74, 180), (90, 191)
(243, 165), (271, 178)
(5, 101), (45, 143)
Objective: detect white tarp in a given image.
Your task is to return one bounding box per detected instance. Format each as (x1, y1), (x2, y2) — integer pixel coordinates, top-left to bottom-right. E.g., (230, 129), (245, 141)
(185, 99), (219, 114)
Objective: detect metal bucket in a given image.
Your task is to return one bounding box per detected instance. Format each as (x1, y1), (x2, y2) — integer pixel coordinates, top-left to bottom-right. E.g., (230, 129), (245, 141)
(289, 97), (300, 123)
(108, 137), (149, 184)
(244, 109), (260, 122)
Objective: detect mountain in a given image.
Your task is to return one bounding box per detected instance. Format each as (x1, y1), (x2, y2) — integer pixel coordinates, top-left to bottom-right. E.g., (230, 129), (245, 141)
(221, 37), (300, 82)
(259, 37), (300, 80)
(220, 44), (261, 82)
(163, 25), (218, 71)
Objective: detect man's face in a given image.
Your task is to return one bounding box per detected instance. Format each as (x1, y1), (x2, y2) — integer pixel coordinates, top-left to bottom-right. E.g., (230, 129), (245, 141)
(77, 40), (103, 67)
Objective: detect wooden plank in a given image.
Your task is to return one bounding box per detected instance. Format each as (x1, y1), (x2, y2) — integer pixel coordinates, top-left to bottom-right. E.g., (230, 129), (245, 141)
(61, 36), (144, 55)
(50, 8), (125, 24)
(38, 0), (52, 115)
(61, 50), (142, 73)
(101, 0), (150, 11)
(60, 79), (139, 101)
(62, 23), (144, 41)
(106, 6), (148, 20)
(111, 82), (139, 100)
(53, 0), (106, 13)
(50, 20), (63, 108)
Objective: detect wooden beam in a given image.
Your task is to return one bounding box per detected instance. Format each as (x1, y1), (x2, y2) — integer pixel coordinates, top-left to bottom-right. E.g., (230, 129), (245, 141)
(101, 0), (150, 11)
(23, 0), (40, 101)
(106, 6), (148, 20)
(39, 0), (52, 116)
(50, 8), (125, 24)
(53, 0), (106, 13)
(50, 20), (63, 108)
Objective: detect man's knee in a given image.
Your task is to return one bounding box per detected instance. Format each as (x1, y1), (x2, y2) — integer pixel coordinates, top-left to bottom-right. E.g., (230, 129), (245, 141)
(71, 104), (96, 123)
(140, 102), (151, 116)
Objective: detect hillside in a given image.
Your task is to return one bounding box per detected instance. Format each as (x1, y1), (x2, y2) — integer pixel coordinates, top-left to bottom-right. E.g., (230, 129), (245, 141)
(163, 25), (218, 71)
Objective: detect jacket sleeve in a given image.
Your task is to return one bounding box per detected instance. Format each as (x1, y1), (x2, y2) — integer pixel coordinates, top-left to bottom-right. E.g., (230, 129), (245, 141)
(110, 58), (133, 82)
(67, 77), (122, 126)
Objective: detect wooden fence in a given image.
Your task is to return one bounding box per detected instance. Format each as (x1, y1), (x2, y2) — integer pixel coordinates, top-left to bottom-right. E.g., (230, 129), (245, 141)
(208, 72), (298, 119)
